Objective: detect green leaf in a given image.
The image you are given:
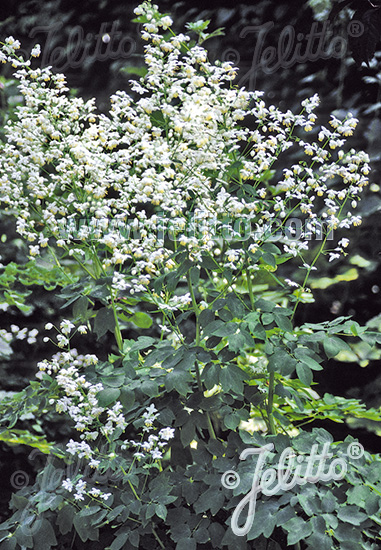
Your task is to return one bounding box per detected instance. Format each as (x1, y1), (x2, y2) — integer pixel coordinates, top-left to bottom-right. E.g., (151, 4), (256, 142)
(37, 493), (63, 513)
(129, 529), (140, 548)
(200, 254), (220, 271)
(218, 308), (233, 322)
(129, 336), (156, 351)
(219, 365), (247, 394)
(298, 489), (321, 516)
(284, 517), (313, 545)
(180, 419), (196, 447)
(224, 412), (241, 430)
(299, 355), (323, 371)
(194, 487), (224, 515)
(255, 298), (276, 312)
(268, 350), (296, 375)
(73, 514), (99, 543)
(96, 388), (120, 407)
(103, 373), (125, 388)
(176, 538), (196, 550)
(119, 388), (135, 409)
(337, 505), (368, 526)
(346, 484), (371, 506)
(32, 518), (57, 549)
(165, 369), (191, 396)
(204, 321), (237, 337)
(120, 64), (147, 77)
(226, 294), (245, 319)
(140, 379), (158, 397)
(129, 311), (153, 329)
(0, 537), (17, 550)
(177, 258), (194, 277)
(275, 506), (295, 526)
(321, 492), (338, 513)
(78, 506), (101, 518)
(247, 503), (277, 540)
(261, 252), (276, 268)
(155, 503), (167, 521)
(273, 311), (293, 332)
(245, 311), (260, 330)
(94, 307), (115, 339)
(323, 336), (350, 359)
(305, 531), (333, 550)
(261, 313), (274, 325)
(203, 363), (220, 390)
(227, 332), (246, 353)
(193, 525), (210, 544)
(190, 266), (200, 285)
(14, 524), (33, 548)
(105, 505), (126, 523)
(109, 531), (130, 550)
(73, 296), (88, 320)
(199, 309), (215, 328)
(296, 363), (312, 386)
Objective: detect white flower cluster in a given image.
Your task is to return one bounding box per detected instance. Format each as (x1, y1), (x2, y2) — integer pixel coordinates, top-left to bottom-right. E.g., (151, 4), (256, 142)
(62, 476), (111, 502)
(125, 404), (175, 461)
(0, 2), (370, 290)
(59, 403), (175, 506)
(36, 347), (98, 378)
(0, 324), (38, 346)
(43, 319), (88, 347)
(39, 351), (127, 451)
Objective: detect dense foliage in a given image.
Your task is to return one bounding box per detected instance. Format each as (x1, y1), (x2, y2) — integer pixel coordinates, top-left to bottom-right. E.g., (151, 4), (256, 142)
(0, 1), (381, 549)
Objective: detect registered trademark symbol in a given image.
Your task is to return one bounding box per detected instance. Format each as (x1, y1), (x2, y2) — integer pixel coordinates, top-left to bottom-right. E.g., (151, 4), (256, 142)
(346, 441), (364, 460)
(347, 20), (364, 38)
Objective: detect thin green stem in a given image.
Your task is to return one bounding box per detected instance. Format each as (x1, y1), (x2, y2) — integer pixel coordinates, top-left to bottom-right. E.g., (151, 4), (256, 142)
(266, 372), (276, 435)
(187, 271), (200, 345)
(186, 270), (216, 440)
(291, 234), (329, 321)
(46, 245), (73, 283)
(128, 479), (141, 502)
(246, 268), (255, 310)
(109, 291), (123, 352)
(152, 524), (165, 550)
(71, 253), (97, 279)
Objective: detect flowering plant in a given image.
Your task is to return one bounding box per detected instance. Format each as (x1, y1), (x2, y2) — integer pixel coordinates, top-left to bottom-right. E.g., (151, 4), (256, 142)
(0, 2), (381, 549)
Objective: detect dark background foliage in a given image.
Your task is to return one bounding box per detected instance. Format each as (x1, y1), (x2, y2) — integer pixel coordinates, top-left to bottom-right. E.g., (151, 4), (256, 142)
(1, 0), (381, 520)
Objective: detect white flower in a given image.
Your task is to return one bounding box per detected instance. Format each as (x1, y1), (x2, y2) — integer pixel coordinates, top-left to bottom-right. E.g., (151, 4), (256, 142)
(302, 263), (317, 271)
(328, 253), (341, 262)
(31, 44), (41, 57)
(143, 404), (158, 419)
(60, 320), (75, 335)
(62, 478), (74, 492)
(284, 279), (299, 287)
(338, 238), (349, 248)
(159, 427), (175, 441)
(151, 449), (163, 459)
(133, 452), (145, 459)
(57, 334), (69, 348)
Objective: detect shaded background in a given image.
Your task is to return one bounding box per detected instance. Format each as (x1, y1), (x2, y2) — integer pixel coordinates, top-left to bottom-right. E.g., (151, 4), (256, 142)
(1, 0), (381, 516)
